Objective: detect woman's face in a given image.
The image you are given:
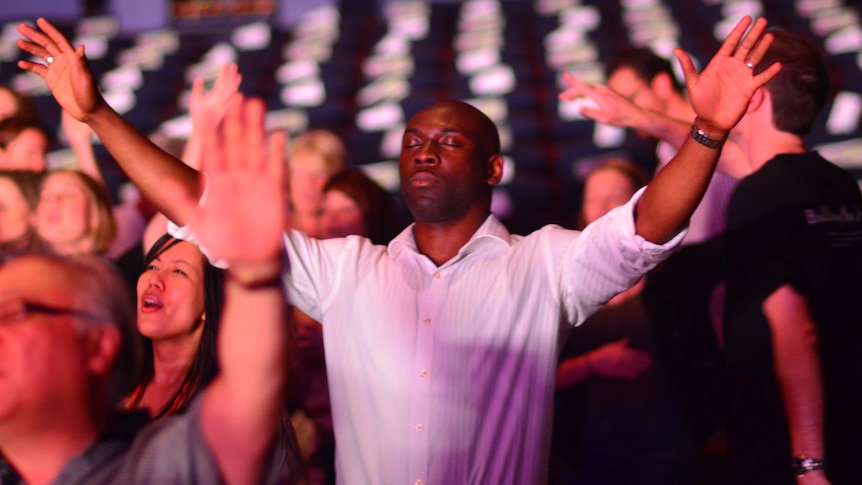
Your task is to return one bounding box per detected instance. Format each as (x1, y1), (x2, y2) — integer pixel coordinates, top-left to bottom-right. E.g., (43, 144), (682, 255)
(0, 178), (34, 244)
(0, 128), (47, 171)
(320, 189), (367, 239)
(36, 172), (96, 254)
(136, 240), (207, 342)
(581, 169), (637, 226)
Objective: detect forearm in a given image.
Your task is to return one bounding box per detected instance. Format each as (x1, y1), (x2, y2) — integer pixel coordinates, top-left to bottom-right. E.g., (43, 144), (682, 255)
(556, 355), (592, 389)
(634, 122), (724, 243)
(87, 103), (200, 225)
(203, 263), (290, 485)
(765, 286), (825, 462)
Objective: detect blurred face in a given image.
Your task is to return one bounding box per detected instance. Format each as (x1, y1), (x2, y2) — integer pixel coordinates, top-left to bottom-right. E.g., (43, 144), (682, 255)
(36, 173), (96, 254)
(0, 257), (100, 427)
(0, 178), (34, 244)
(607, 67), (665, 139)
(0, 128), (47, 171)
(581, 169), (638, 225)
(0, 89), (17, 121)
(320, 189), (368, 239)
(136, 241), (206, 344)
(289, 150), (331, 214)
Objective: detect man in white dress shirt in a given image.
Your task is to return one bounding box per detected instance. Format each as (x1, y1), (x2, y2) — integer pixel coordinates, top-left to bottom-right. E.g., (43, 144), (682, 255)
(18, 15), (779, 485)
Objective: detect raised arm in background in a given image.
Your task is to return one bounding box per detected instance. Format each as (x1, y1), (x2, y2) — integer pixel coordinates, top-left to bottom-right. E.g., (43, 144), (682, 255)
(559, 73), (752, 180)
(17, 18), (200, 226)
(143, 63), (243, 250)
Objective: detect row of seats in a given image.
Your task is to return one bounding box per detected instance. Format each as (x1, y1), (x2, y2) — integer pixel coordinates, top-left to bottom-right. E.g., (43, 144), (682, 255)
(1, 0), (859, 233)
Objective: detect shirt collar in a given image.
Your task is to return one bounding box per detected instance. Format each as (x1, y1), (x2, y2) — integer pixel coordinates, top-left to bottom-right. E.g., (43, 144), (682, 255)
(387, 213), (514, 261)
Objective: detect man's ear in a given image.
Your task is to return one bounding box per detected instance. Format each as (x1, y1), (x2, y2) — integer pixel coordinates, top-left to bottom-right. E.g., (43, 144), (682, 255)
(486, 154), (504, 186)
(85, 325), (121, 376)
(747, 87), (767, 114)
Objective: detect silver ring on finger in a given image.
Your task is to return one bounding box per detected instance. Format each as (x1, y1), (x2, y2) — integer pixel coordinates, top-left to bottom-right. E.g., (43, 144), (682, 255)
(745, 60), (755, 69)
(46, 56), (54, 65)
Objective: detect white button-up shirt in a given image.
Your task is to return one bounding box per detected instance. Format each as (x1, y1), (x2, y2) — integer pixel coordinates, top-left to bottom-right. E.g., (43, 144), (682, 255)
(281, 189), (683, 485)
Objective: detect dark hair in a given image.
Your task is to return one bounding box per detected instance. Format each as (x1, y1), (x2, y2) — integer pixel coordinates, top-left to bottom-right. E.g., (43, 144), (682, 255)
(323, 169), (400, 244)
(0, 116), (47, 150)
(754, 29), (830, 135)
(606, 47), (684, 93)
(0, 86), (43, 127)
(0, 170), (43, 256)
(129, 234), (224, 417)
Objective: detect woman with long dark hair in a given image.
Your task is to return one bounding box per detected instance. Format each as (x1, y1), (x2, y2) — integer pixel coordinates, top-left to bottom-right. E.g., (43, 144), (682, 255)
(125, 233), (224, 417)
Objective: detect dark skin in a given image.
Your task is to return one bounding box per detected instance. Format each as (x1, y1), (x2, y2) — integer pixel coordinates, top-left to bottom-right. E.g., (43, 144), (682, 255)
(399, 100), (504, 265)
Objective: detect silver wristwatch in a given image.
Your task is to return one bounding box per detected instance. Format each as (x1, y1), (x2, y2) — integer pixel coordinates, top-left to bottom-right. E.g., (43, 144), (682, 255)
(790, 455), (825, 477)
(690, 123), (726, 149)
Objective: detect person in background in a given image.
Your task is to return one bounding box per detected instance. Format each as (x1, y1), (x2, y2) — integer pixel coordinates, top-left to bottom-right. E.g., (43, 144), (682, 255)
(288, 130), (347, 237)
(551, 159), (698, 485)
(0, 169), (42, 260)
(0, 116), (48, 171)
(319, 168), (401, 243)
(126, 234), (224, 418)
(36, 168), (116, 256)
(721, 29), (862, 485)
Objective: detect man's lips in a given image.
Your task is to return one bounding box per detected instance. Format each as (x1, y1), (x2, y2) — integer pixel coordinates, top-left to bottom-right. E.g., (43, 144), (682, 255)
(407, 171), (439, 188)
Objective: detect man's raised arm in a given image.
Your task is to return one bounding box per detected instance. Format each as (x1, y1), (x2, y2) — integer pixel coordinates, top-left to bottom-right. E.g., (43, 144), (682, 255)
(633, 17), (779, 244)
(16, 18), (200, 226)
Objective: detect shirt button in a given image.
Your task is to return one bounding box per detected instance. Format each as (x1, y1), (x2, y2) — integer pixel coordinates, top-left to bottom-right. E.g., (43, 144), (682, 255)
(433, 272), (441, 279)
(423, 317), (431, 325)
(415, 424), (424, 431)
(419, 369), (428, 377)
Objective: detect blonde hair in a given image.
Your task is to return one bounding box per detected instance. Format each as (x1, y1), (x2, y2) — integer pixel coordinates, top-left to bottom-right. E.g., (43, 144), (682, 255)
(42, 169), (117, 254)
(288, 129), (346, 175)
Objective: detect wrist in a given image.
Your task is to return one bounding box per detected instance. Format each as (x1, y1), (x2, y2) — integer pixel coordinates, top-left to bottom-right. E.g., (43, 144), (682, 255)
(691, 117), (728, 149)
(791, 455), (825, 477)
(228, 261), (284, 289)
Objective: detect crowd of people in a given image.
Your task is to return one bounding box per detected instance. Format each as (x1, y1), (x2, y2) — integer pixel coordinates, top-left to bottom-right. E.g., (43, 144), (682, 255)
(0, 12), (859, 485)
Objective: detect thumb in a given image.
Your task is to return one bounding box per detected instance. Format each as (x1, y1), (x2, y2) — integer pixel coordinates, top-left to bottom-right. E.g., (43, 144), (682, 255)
(673, 47), (698, 91)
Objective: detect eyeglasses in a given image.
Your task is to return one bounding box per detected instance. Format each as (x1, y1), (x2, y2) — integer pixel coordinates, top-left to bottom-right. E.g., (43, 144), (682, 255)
(0, 297), (110, 327)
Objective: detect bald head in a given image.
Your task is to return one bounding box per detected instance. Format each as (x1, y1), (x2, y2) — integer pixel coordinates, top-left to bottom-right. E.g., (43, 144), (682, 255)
(411, 100), (501, 160)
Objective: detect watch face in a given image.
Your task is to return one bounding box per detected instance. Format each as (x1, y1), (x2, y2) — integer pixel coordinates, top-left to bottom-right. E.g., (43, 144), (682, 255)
(791, 456), (824, 476)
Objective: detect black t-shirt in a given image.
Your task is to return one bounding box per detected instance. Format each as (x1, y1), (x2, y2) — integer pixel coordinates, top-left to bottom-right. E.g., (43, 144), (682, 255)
(724, 151), (862, 484)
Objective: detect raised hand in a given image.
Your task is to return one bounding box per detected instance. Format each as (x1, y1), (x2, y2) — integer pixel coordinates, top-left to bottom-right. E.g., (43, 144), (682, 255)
(190, 64), (242, 130)
(188, 94), (287, 278)
(675, 16), (782, 134)
(558, 72), (646, 127)
(17, 18), (104, 122)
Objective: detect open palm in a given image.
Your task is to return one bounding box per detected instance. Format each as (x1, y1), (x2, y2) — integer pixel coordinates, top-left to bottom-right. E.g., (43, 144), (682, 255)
(189, 95), (286, 269)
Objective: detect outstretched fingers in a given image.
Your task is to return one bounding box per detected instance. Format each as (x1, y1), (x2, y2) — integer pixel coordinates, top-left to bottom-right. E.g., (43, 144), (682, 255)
(716, 16), (753, 57)
(558, 72), (592, 101)
(733, 17), (769, 61)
